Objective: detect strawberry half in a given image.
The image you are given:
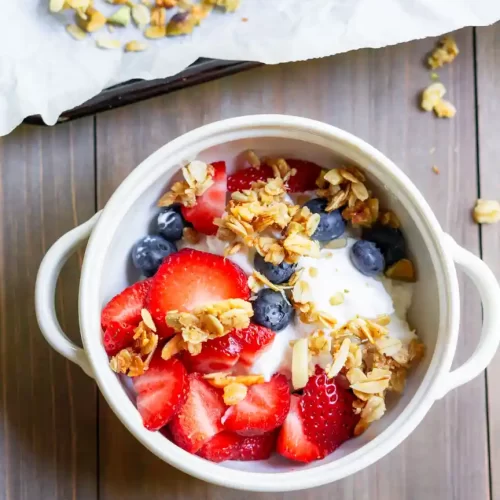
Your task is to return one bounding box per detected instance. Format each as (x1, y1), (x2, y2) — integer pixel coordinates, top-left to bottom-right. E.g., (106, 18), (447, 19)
(227, 164), (273, 192)
(222, 374), (290, 434)
(133, 354), (188, 431)
(147, 248), (250, 337)
(182, 334), (242, 373)
(181, 161), (227, 235)
(198, 431), (276, 462)
(101, 279), (152, 355)
(169, 374), (226, 453)
(231, 324), (276, 367)
(285, 159), (322, 192)
(300, 368), (359, 455)
(227, 159), (322, 193)
(276, 395), (322, 463)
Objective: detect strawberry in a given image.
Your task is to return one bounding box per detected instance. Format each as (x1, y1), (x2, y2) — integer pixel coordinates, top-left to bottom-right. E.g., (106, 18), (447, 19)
(182, 334), (242, 373)
(231, 324), (276, 367)
(147, 249), (250, 337)
(234, 431), (276, 461)
(198, 431), (276, 462)
(227, 165), (273, 192)
(169, 374), (226, 453)
(276, 395), (322, 463)
(181, 161), (227, 235)
(133, 354), (188, 431)
(102, 321), (136, 356)
(101, 279), (152, 355)
(222, 374), (290, 434)
(285, 159), (322, 192)
(227, 159), (322, 193)
(300, 368), (359, 455)
(197, 431), (240, 462)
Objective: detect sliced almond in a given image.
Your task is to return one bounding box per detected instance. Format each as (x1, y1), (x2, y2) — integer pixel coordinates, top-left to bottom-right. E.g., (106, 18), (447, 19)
(292, 338), (309, 390)
(96, 38), (122, 49)
(132, 3), (151, 26)
(326, 338), (351, 378)
(141, 309), (156, 332)
(66, 24), (87, 40)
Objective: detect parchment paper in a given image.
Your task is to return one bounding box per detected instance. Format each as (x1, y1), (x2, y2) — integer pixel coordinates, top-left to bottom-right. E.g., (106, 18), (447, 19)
(2, 0), (500, 136)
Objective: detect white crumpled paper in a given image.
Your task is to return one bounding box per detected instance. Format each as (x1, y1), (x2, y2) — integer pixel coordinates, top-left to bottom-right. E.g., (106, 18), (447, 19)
(2, 0), (500, 136)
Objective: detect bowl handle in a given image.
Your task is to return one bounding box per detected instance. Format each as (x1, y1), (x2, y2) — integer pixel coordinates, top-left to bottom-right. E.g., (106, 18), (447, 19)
(436, 234), (500, 399)
(35, 212), (102, 378)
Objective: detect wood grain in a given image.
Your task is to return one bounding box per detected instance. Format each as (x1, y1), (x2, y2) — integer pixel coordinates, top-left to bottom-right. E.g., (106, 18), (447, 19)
(476, 23), (500, 500)
(94, 27), (489, 500)
(0, 120), (97, 500)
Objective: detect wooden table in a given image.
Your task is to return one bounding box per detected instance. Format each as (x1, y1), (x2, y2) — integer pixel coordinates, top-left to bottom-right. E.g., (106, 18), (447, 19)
(1, 25), (499, 500)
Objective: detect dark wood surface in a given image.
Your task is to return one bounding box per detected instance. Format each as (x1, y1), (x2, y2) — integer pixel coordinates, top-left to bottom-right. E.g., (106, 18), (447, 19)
(1, 26), (498, 499)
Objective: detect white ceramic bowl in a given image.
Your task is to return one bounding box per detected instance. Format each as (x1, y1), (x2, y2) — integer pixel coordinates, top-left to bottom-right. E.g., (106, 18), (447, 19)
(35, 115), (500, 492)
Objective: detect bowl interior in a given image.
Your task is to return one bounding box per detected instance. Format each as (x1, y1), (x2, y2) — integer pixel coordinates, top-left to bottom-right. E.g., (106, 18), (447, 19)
(97, 135), (439, 474)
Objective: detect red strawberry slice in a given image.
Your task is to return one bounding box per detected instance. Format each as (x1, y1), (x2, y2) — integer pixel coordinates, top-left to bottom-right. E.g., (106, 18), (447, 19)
(182, 334), (242, 373)
(227, 159), (322, 194)
(227, 164), (273, 192)
(197, 431), (240, 462)
(231, 324), (276, 367)
(276, 395), (322, 463)
(222, 374), (290, 434)
(147, 248), (250, 338)
(285, 159), (322, 192)
(234, 431), (276, 461)
(181, 161), (227, 235)
(101, 279), (152, 355)
(300, 368), (359, 455)
(102, 321), (136, 356)
(169, 374), (226, 453)
(198, 431), (276, 462)
(133, 354), (188, 431)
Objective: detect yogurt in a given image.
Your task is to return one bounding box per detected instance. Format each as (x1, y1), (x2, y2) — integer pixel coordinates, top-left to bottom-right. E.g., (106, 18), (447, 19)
(181, 235), (415, 380)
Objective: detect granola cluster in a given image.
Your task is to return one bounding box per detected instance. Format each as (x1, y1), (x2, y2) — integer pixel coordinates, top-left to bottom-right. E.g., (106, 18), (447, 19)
(292, 315), (424, 435)
(50, 0), (240, 51)
(109, 309), (159, 376)
(158, 160), (214, 208)
(215, 162), (321, 265)
(473, 199), (500, 225)
(428, 36), (459, 69)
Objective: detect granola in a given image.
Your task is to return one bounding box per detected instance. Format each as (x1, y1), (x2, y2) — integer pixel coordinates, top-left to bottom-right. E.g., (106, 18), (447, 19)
(473, 199), (500, 224)
(428, 36), (459, 69)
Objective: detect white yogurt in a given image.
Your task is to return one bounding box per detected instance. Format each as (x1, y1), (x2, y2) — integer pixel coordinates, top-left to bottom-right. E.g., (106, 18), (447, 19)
(182, 235), (415, 380)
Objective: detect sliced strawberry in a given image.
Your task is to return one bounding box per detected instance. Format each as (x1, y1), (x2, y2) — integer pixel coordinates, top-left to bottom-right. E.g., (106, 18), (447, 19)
(234, 431), (276, 461)
(198, 431), (276, 462)
(197, 431), (241, 462)
(134, 354), (188, 431)
(231, 324), (276, 367)
(227, 159), (322, 194)
(300, 368), (359, 455)
(222, 374), (290, 434)
(227, 164), (273, 192)
(182, 334), (242, 373)
(102, 321), (136, 356)
(181, 161), (227, 235)
(277, 395), (322, 463)
(101, 279), (152, 355)
(147, 248), (250, 337)
(285, 159), (322, 192)
(169, 373), (226, 453)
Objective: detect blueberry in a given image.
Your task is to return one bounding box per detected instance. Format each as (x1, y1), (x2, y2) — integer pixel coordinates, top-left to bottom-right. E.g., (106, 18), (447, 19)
(362, 224), (406, 267)
(132, 235), (177, 277)
(252, 289), (294, 331)
(254, 253), (296, 285)
(350, 240), (385, 277)
(304, 198), (345, 241)
(155, 207), (186, 242)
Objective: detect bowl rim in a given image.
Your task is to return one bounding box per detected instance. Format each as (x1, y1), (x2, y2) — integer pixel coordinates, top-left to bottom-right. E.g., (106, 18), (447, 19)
(79, 114), (460, 492)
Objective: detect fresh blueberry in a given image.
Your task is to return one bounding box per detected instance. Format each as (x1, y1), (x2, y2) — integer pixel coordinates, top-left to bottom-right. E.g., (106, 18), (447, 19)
(350, 240), (385, 277)
(304, 198), (345, 241)
(254, 253), (296, 285)
(252, 289), (294, 331)
(362, 224), (406, 267)
(132, 235), (177, 277)
(155, 207), (186, 242)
